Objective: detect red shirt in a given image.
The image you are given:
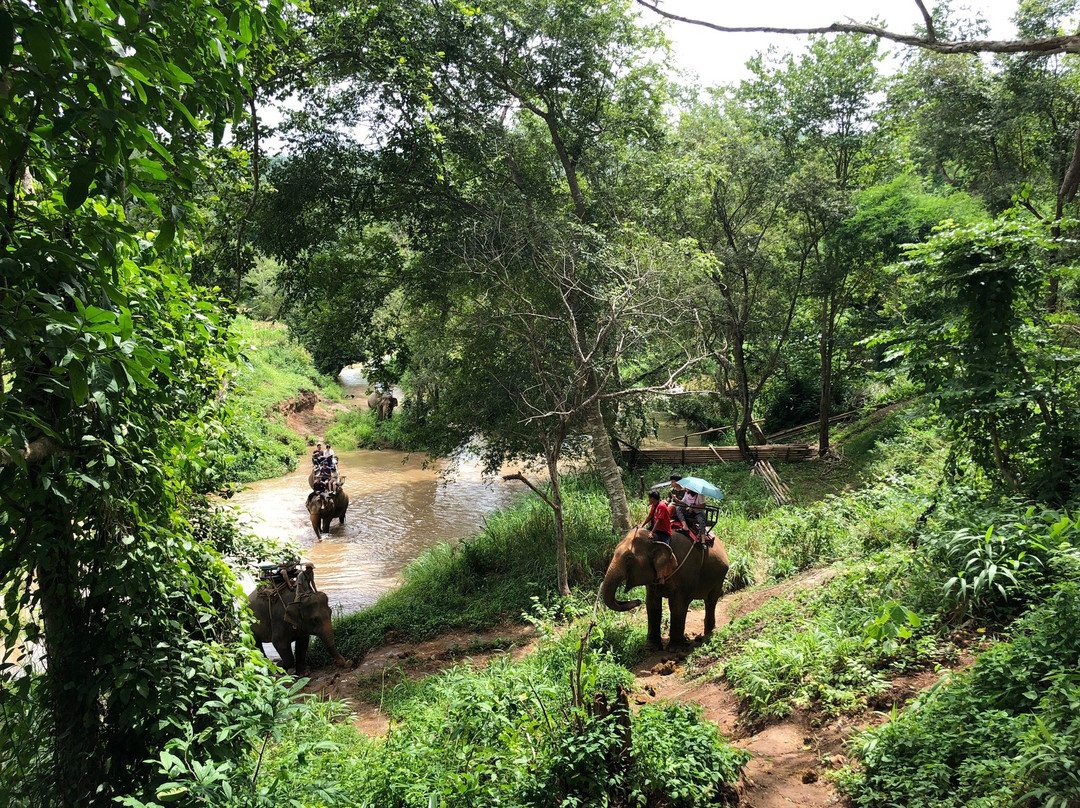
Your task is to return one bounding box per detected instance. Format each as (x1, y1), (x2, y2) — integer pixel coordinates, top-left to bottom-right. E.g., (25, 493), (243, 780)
(650, 500), (672, 534)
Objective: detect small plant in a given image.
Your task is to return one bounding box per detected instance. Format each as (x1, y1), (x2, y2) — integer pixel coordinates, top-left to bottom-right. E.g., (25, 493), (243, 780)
(863, 601), (923, 656)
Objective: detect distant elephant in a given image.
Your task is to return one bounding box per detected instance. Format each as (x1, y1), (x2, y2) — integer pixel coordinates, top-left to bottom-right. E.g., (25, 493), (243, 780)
(306, 482), (349, 539)
(366, 391), (398, 421)
(249, 565), (348, 674)
(601, 527), (730, 650)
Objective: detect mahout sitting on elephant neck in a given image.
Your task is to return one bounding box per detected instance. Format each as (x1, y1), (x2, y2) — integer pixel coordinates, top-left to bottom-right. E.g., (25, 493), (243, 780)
(250, 562), (348, 674)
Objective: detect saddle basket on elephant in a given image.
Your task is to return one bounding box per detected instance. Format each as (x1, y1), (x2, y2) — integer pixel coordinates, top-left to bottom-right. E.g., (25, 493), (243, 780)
(670, 506), (719, 546)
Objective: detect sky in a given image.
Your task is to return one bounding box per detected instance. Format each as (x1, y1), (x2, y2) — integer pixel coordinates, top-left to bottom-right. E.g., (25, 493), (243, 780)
(645, 0), (1024, 87)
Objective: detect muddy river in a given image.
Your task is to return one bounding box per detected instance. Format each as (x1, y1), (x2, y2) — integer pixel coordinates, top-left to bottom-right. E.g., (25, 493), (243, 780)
(227, 368), (521, 615)
(227, 450), (521, 615)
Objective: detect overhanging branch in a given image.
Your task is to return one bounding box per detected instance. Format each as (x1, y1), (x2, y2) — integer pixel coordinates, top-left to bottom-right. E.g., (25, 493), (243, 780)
(502, 472), (556, 510)
(634, 0), (1080, 55)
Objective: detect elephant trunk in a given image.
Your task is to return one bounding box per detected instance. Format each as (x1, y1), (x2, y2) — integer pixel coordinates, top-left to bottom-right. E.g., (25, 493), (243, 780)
(600, 560), (641, 612)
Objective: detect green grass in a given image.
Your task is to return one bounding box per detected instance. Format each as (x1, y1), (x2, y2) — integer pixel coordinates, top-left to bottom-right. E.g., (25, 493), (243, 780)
(689, 552), (953, 719)
(323, 408), (415, 451)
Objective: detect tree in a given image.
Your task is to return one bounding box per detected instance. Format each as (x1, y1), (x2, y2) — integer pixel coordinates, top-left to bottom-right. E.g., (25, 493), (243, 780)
(739, 34), (883, 454)
(419, 213), (699, 594)
(637, 0), (1080, 207)
(0, 1), (292, 803)
(667, 96), (811, 457)
(882, 214), (1080, 501)
(281, 0), (682, 534)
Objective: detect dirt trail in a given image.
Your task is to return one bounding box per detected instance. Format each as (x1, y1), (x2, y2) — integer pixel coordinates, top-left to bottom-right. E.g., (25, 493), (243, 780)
(300, 567), (954, 807)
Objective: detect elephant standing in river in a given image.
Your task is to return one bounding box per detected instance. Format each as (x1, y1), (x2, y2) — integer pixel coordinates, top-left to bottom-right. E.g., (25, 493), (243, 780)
(249, 566), (348, 674)
(601, 527), (730, 650)
(306, 482), (349, 539)
(366, 391), (398, 421)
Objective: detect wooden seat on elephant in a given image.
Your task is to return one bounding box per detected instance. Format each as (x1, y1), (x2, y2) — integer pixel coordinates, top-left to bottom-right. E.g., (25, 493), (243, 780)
(258, 561), (317, 593)
(670, 520), (714, 547)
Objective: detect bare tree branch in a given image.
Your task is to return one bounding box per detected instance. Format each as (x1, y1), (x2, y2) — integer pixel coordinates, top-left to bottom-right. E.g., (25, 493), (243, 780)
(502, 472), (556, 509)
(913, 0), (937, 43)
(634, 0), (1080, 55)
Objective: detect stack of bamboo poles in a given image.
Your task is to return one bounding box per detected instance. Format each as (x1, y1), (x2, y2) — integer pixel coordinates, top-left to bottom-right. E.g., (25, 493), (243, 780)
(751, 458), (792, 505)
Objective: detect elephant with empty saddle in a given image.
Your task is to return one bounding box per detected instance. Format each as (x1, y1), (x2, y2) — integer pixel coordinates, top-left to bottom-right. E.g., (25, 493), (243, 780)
(601, 527), (730, 650)
(248, 564), (348, 674)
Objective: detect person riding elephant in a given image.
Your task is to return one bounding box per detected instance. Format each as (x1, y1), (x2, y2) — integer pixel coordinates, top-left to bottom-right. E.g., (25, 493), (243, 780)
(306, 481), (349, 539)
(366, 391), (398, 422)
(308, 465), (337, 490)
(248, 565), (348, 674)
(601, 526), (730, 650)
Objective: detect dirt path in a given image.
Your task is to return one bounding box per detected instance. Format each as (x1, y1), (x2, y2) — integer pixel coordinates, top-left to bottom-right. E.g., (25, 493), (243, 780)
(300, 568), (955, 806)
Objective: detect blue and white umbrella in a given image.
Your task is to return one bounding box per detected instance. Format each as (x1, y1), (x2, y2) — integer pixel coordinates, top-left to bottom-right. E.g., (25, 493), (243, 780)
(675, 476), (724, 500)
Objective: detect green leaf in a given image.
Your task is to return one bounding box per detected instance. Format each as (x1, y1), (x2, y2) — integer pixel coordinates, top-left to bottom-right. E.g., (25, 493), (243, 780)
(65, 161), (95, 209)
(69, 361), (88, 404)
(21, 23), (53, 68)
(155, 219), (175, 251)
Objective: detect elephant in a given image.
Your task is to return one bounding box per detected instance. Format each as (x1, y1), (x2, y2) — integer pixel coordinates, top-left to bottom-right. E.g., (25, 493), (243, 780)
(366, 391), (398, 421)
(601, 527), (730, 651)
(306, 482), (349, 539)
(249, 565), (348, 674)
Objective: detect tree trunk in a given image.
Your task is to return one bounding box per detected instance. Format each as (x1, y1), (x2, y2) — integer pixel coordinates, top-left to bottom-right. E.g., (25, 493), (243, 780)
(584, 396), (631, 534)
(731, 332), (754, 460)
(546, 451), (570, 597)
(38, 512), (104, 807)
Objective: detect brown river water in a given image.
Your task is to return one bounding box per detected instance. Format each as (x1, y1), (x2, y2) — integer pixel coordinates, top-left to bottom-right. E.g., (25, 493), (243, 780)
(227, 449), (522, 615)
(227, 367), (522, 615)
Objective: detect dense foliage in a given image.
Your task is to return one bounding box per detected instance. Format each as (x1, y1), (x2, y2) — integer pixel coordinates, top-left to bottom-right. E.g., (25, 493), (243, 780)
(4, 0), (1080, 805)
(0, 0), (295, 804)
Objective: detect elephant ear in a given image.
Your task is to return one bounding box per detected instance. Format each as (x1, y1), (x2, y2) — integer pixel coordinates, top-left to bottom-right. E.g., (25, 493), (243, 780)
(649, 542), (679, 583)
(284, 602), (301, 629)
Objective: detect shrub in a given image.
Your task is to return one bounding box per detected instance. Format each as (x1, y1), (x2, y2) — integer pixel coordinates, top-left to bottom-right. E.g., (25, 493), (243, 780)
(932, 507), (1080, 620)
(764, 506), (845, 581)
(844, 583), (1080, 808)
(273, 619), (748, 808)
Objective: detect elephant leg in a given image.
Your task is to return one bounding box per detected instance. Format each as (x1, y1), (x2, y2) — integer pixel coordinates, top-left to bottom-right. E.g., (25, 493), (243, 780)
(704, 589), (722, 638)
(314, 620), (348, 668)
(293, 633), (311, 675)
(667, 593), (691, 649)
(272, 639), (296, 672)
(310, 513), (321, 541)
(645, 587), (664, 650)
